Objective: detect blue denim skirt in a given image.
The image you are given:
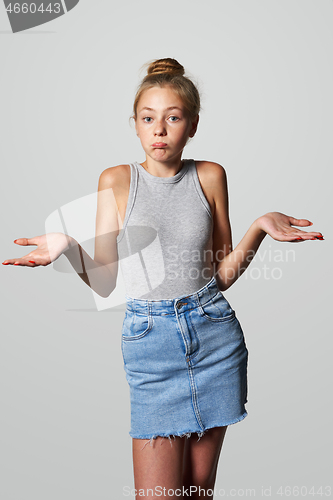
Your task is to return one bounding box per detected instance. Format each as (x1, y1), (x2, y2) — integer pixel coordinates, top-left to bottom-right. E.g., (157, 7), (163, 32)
(121, 275), (248, 444)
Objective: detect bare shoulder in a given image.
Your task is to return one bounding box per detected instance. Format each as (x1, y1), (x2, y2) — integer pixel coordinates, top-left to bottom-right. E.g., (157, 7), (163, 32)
(195, 160), (227, 184)
(98, 164), (130, 191)
(97, 165), (131, 222)
(193, 161), (228, 219)
(195, 160), (227, 194)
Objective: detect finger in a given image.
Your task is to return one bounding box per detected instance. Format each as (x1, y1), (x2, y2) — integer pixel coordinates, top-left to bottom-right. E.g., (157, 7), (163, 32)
(286, 235), (305, 242)
(2, 259), (36, 266)
(288, 217), (313, 227)
(289, 234), (324, 242)
(277, 229), (322, 241)
(13, 237), (38, 246)
(272, 233), (304, 242)
(290, 237), (306, 242)
(18, 260), (37, 266)
(294, 230), (324, 240)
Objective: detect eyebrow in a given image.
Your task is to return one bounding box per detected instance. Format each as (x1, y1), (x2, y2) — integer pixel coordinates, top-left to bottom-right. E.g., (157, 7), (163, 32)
(138, 106), (183, 112)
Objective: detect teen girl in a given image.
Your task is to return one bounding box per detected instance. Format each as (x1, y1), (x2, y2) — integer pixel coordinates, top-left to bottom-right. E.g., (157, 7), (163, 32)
(2, 58), (324, 499)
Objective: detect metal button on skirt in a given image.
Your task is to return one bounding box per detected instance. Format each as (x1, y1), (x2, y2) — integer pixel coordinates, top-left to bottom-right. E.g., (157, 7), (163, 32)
(121, 275), (248, 444)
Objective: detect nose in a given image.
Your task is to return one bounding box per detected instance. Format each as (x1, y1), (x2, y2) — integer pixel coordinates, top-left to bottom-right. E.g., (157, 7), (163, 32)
(154, 119), (166, 136)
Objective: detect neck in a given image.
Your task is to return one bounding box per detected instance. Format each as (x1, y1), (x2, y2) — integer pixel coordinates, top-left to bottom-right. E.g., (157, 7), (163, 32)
(142, 156), (184, 178)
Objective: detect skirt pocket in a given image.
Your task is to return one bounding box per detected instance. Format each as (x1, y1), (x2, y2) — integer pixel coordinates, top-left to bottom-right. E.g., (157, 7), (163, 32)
(122, 310), (153, 341)
(199, 291), (236, 323)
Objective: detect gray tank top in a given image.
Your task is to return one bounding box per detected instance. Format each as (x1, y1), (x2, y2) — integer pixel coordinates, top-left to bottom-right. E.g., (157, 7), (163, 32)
(116, 159), (214, 299)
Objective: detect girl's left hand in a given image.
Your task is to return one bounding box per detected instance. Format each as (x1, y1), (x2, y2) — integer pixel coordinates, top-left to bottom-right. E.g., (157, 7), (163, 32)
(255, 212), (324, 242)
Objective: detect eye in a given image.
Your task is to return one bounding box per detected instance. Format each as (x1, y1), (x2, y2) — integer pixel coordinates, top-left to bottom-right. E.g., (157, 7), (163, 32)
(169, 116), (180, 122)
(143, 117), (152, 123)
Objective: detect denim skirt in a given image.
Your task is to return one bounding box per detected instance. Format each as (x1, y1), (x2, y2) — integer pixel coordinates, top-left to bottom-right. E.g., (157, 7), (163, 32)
(121, 275), (248, 445)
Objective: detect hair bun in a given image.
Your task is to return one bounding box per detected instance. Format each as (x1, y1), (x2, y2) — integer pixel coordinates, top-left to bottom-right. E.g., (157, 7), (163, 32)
(133, 58), (200, 119)
(147, 58), (184, 77)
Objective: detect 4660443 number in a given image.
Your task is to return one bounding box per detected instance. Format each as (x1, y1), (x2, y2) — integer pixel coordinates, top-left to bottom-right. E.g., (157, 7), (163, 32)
(5, 3), (61, 14)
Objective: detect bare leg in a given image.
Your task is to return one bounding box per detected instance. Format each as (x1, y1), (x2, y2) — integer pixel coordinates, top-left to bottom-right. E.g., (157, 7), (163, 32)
(182, 426), (228, 499)
(132, 436), (186, 499)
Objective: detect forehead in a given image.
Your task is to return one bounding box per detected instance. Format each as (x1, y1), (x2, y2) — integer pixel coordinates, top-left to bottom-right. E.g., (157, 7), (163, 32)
(137, 86), (185, 112)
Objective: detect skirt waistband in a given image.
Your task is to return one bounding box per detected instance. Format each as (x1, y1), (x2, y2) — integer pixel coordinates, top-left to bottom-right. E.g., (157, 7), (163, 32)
(125, 275), (223, 315)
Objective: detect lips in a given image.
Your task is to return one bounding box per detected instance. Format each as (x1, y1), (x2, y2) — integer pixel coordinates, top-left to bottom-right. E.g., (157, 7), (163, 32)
(152, 143), (167, 147)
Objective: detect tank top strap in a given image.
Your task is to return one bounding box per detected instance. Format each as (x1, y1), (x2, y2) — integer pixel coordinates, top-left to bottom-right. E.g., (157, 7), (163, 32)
(187, 159), (213, 219)
(116, 163), (138, 244)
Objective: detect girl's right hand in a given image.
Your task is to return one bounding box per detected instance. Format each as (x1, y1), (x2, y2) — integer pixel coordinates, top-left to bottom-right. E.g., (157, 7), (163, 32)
(2, 233), (72, 267)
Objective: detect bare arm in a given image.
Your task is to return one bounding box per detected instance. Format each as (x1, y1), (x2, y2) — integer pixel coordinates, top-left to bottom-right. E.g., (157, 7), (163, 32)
(63, 168), (121, 297)
(3, 168), (122, 299)
(62, 237), (115, 298)
(208, 163), (324, 291)
(215, 220), (266, 290)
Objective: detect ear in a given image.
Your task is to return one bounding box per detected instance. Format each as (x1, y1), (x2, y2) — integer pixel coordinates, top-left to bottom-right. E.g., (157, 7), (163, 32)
(133, 117), (139, 137)
(189, 115), (199, 138)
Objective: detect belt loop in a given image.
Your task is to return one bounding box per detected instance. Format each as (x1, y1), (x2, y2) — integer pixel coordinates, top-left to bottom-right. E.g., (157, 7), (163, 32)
(195, 292), (200, 308)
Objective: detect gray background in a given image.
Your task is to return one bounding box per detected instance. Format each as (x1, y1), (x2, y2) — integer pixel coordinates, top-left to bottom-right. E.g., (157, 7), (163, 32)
(1, 1), (332, 499)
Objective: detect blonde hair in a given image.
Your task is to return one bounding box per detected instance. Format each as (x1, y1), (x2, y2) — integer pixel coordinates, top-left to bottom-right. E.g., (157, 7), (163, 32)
(133, 58), (200, 120)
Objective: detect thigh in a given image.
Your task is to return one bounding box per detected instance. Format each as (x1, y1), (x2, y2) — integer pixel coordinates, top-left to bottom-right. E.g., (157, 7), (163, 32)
(182, 426), (228, 491)
(132, 436), (186, 498)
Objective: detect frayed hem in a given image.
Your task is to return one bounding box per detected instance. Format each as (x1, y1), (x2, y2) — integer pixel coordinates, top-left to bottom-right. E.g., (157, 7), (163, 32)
(132, 410), (249, 451)
(137, 430), (206, 451)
